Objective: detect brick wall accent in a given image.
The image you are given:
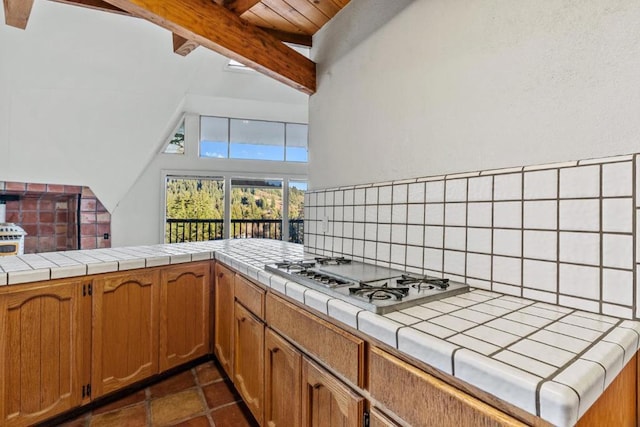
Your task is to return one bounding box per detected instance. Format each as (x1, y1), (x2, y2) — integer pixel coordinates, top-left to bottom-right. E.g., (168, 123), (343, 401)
(0, 181), (111, 253)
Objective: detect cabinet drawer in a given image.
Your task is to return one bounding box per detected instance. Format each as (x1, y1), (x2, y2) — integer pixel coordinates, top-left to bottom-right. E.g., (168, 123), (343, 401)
(235, 274), (265, 319)
(368, 347), (526, 427)
(266, 293), (364, 387)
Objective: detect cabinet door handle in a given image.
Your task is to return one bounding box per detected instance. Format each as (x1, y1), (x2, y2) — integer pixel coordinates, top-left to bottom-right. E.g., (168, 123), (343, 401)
(272, 348), (280, 354)
(241, 317), (247, 323)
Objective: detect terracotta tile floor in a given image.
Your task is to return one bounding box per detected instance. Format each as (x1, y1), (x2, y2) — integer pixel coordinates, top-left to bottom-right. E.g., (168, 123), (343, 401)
(58, 361), (258, 427)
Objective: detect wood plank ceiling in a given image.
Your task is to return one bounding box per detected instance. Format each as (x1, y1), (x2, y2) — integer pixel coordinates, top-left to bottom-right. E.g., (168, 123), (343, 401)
(3, 0), (352, 94)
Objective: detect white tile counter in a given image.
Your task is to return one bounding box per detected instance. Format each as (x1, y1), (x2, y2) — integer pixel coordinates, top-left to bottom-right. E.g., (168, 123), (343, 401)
(0, 239), (638, 426)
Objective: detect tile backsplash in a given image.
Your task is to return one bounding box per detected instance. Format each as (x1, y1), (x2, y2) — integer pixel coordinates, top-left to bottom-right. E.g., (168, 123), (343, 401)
(304, 154), (638, 319)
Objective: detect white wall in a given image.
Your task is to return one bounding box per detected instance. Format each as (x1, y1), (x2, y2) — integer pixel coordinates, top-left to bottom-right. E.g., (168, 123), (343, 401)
(0, 0), (307, 246)
(309, 0), (640, 189)
(112, 95), (308, 246)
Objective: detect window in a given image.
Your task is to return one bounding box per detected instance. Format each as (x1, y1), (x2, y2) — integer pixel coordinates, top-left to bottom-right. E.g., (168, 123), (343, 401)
(164, 175), (305, 244)
(200, 116), (228, 158)
(230, 119), (284, 161)
(165, 176), (225, 243)
(288, 181), (307, 243)
(199, 116), (307, 162)
(230, 178), (283, 239)
(286, 123), (309, 162)
(163, 118), (185, 154)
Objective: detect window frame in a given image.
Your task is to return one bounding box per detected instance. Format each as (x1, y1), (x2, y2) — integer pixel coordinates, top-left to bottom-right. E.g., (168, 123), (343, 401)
(161, 169), (307, 243)
(199, 115), (308, 163)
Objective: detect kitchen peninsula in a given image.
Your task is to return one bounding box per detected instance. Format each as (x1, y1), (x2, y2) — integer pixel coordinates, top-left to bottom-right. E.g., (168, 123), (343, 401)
(0, 239), (637, 427)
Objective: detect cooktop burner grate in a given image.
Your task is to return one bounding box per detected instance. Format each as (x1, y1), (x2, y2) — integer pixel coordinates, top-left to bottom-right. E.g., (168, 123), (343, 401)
(396, 274), (450, 290)
(275, 260), (316, 271)
(314, 256), (352, 266)
(349, 282), (409, 301)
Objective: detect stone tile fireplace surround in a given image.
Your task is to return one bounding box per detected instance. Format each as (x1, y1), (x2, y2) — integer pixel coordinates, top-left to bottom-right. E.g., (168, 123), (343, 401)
(0, 181), (110, 253)
(303, 153), (639, 320)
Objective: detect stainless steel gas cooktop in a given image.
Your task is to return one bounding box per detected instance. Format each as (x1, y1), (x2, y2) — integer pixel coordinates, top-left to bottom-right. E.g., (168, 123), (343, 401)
(265, 257), (469, 314)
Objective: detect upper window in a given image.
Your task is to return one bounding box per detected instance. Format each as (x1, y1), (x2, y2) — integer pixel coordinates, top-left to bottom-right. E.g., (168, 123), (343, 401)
(199, 116), (307, 162)
(164, 118), (185, 154)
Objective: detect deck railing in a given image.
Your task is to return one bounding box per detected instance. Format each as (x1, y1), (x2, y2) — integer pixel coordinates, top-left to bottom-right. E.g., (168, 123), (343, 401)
(166, 218), (304, 244)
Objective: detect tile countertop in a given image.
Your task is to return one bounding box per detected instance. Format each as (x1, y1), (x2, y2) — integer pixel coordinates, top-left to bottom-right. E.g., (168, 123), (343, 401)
(1, 240), (639, 426)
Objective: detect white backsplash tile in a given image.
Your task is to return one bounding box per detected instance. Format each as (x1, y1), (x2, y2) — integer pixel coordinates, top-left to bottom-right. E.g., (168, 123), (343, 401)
(602, 234), (633, 269)
(493, 229), (522, 257)
(602, 162), (632, 197)
(602, 198), (632, 233)
(467, 202), (492, 227)
(445, 179), (467, 202)
(425, 203), (444, 225)
(406, 225), (424, 246)
(494, 201), (522, 228)
(467, 176), (493, 202)
(559, 264), (600, 300)
(602, 269), (633, 306)
(444, 203), (466, 226)
(523, 200), (557, 230)
(559, 232), (600, 265)
(524, 170), (558, 200)
(492, 256), (521, 285)
(407, 204), (425, 224)
(305, 153), (640, 320)
(378, 186), (392, 204)
(466, 227), (492, 254)
(494, 173), (522, 201)
(443, 250), (465, 276)
(523, 230), (557, 261)
(559, 165), (600, 198)
(425, 181), (445, 203)
(392, 184), (408, 203)
(444, 227), (466, 251)
(423, 248), (443, 271)
(467, 253), (491, 280)
(407, 182), (425, 203)
(559, 199), (600, 231)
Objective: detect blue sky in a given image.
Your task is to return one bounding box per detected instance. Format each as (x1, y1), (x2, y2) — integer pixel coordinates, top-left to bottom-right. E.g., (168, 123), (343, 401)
(200, 141), (307, 162)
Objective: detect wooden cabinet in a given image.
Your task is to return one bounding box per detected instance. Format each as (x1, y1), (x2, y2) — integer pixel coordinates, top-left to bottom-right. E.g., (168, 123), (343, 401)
(233, 302), (265, 425)
(92, 270), (160, 398)
(301, 357), (365, 427)
(0, 279), (85, 427)
(265, 328), (302, 427)
(266, 293), (365, 388)
(369, 407), (400, 427)
(159, 262), (211, 372)
(214, 263), (234, 377)
(368, 346), (526, 427)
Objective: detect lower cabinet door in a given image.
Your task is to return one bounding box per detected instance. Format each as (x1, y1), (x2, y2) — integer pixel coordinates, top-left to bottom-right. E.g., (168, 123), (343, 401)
(159, 262), (211, 372)
(301, 357), (365, 427)
(92, 270), (160, 398)
(233, 302), (265, 426)
(370, 407), (401, 427)
(0, 280), (84, 427)
(265, 328), (302, 427)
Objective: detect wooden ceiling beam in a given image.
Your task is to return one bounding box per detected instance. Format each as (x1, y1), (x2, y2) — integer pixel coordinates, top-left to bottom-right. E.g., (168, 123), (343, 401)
(101, 0), (316, 94)
(222, 0), (261, 15)
(173, 33), (199, 56)
(3, 0), (35, 29)
(259, 27), (311, 47)
(48, 0), (131, 16)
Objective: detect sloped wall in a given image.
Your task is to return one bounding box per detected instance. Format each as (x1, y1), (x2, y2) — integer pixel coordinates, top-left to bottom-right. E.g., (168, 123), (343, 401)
(309, 0), (640, 189)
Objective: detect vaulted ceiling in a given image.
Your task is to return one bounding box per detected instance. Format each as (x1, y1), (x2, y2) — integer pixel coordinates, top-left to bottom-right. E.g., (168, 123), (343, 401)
(3, 0), (352, 94)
